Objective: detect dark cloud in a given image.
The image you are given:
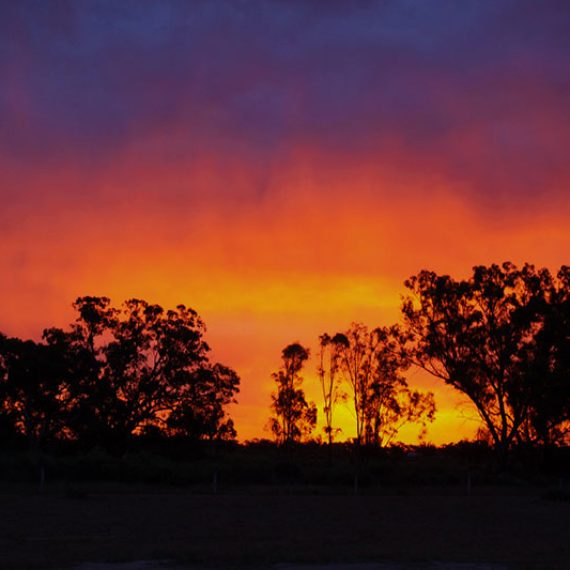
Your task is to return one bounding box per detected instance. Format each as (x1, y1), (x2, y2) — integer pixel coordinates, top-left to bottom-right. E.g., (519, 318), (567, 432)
(0, 0), (569, 202)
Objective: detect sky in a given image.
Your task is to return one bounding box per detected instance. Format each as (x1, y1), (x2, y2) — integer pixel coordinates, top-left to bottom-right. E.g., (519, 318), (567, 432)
(1, 0), (569, 443)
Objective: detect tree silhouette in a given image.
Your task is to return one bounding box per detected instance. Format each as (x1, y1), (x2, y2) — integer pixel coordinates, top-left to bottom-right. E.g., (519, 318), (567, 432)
(317, 333), (347, 444)
(102, 299), (210, 442)
(5, 296), (241, 451)
(518, 266), (570, 446)
(166, 363), (240, 441)
(1, 262), (566, 464)
(269, 343), (317, 444)
(401, 262), (569, 456)
(333, 323), (435, 446)
(0, 336), (68, 450)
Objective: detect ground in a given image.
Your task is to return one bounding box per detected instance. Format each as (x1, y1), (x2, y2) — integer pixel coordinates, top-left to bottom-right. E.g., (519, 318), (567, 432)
(0, 485), (568, 569)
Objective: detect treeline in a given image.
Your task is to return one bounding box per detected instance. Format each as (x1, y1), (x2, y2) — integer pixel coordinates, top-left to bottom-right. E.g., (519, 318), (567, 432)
(0, 297), (240, 454)
(268, 329), (435, 447)
(268, 263), (569, 457)
(0, 262), (568, 464)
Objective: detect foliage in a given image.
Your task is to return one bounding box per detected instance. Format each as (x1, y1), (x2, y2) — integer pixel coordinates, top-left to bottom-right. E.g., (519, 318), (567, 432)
(332, 323), (435, 446)
(166, 363), (239, 441)
(269, 343), (317, 444)
(402, 262), (569, 455)
(317, 333), (347, 444)
(0, 336), (68, 448)
(0, 297), (240, 451)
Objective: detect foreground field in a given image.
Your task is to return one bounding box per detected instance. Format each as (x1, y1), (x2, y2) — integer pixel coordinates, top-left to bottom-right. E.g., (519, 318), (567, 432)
(0, 486), (568, 569)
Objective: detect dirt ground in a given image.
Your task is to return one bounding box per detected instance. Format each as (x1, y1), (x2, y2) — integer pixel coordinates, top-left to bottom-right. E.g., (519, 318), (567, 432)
(0, 486), (568, 570)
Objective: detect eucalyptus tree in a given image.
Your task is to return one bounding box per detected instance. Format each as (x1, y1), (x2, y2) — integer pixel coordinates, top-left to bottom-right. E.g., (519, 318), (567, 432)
(401, 262), (569, 455)
(0, 336), (69, 449)
(518, 265), (570, 446)
(269, 343), (317, 444)
(42, 296), (240, 449)
(317, 333), (347, 444)
(333, 323), (435, 446)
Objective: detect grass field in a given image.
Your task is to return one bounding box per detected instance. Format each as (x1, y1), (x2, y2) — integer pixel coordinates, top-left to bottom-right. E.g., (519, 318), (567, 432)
(0, 485), (568, 569)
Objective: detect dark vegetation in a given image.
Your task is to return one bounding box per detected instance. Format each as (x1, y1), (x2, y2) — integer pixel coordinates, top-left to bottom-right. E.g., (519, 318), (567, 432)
(1, 439), (569, 491)
(0, 296), (239, 453)
(0, 262), (568, 490)
(269, 262), (569, 456)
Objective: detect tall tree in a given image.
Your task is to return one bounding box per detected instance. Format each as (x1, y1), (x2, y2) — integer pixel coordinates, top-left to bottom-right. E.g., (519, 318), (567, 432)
(317, 333), (346, 444)
(42, 296), (239, 449)
(362, 327), (435, 447)
(269, 343), (316, 444)
(519, 266), (570, 446)
(332, 323), (375, 445)
(334, 323), (435, 446)
(0, 336), (68, 449)
(401, 262), (568, 456)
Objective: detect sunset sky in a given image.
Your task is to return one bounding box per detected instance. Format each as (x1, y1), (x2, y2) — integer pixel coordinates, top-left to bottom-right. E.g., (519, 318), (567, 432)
(1, 1), (569, 443)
